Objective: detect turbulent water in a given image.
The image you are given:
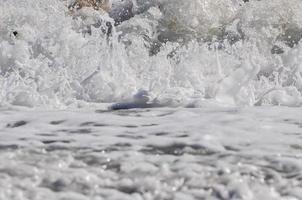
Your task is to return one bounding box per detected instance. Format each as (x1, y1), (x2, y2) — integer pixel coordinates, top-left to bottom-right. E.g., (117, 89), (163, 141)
(1, 0), (302, 108)
(1, 0), (302, 200)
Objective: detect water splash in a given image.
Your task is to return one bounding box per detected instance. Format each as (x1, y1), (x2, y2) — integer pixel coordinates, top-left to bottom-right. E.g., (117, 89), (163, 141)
(1, 0), (302, 108)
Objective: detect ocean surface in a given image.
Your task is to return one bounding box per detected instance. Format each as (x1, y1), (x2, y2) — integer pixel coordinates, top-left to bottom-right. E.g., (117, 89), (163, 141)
(1, 0), (302, 199)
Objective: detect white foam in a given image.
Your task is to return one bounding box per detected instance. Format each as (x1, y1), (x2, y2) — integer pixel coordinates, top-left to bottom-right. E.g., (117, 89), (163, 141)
(1, 0), (302, 108)
(1, 107), (302, 199)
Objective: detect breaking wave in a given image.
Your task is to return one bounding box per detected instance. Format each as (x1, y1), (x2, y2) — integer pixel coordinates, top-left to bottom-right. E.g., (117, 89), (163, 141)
(1, 0), (302, 108)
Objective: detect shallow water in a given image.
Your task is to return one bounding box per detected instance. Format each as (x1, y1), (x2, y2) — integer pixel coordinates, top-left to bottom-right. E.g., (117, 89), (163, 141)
(1, 107), (302, 200)
(1, 0), (302, 199)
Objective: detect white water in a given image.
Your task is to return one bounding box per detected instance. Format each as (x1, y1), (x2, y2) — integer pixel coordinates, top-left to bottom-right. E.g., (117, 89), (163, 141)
(1, 1), (302, 200)
(1, 107), (302, 200)
(1, 0), (302, 108)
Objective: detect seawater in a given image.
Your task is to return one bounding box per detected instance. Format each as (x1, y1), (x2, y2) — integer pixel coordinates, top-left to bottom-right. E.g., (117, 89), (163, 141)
(1, 0), (302, 108)
(1, 1), (302, 199)
(1, 107), (302, 199)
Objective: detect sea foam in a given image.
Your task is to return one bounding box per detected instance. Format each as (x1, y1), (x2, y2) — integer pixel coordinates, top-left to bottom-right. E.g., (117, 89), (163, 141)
(1, 0), (302, 108)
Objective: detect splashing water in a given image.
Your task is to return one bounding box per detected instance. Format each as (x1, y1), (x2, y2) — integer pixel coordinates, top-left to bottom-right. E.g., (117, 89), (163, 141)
(1, 0), (302, 108)
(2, 1), (302, 199)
